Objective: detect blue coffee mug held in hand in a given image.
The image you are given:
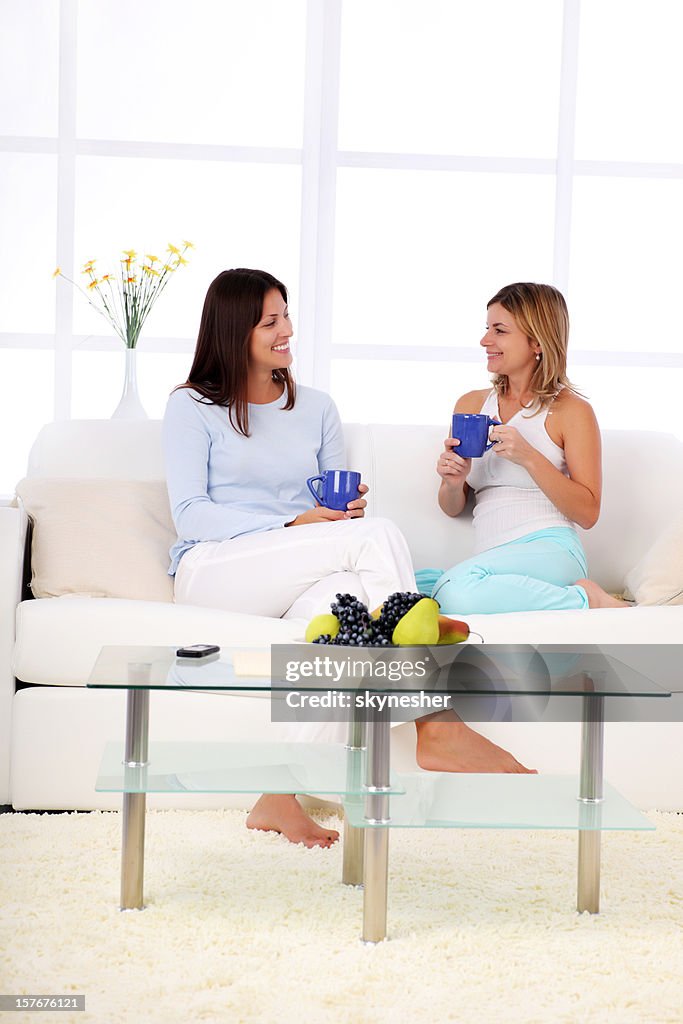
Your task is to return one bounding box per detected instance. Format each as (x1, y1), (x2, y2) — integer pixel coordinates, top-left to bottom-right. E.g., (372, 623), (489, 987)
(306, 469), (362, 511)
(451, 413), (501, 458)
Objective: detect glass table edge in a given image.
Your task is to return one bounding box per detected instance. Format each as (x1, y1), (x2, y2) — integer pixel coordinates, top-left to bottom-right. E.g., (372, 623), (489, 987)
(86, 644), (673, 697)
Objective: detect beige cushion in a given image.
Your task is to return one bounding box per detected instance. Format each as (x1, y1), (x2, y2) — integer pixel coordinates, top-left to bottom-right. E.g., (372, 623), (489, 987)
(623, 516), (683, 605)
(15, 478), (175, 602)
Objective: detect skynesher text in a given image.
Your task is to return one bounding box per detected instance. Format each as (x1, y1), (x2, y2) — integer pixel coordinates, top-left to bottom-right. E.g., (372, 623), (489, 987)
(285, 691), (450, 711)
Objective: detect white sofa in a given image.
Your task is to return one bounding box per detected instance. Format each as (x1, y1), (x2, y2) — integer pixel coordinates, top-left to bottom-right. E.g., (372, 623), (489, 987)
(3, 420), (683, 812)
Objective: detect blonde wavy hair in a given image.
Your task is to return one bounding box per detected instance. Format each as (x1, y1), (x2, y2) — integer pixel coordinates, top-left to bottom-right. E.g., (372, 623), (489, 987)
(488, 282), (579, 409)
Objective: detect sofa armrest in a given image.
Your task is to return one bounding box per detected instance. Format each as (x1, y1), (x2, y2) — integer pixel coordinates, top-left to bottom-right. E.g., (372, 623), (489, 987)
(0, 505), (27, 695)
(0, 504), (27, 801)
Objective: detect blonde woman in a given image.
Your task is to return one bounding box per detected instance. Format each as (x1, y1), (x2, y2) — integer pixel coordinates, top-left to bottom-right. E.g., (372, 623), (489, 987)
(425, 282), (629, 614)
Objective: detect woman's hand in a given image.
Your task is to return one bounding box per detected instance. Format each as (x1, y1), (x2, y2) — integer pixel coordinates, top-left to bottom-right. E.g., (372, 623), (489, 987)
(344, 482), (368, 519)
(286, 507), (346, 526)
(489, 424), (535, 466)
(437, 437), (472, 485)
(286, 484), (369, 527)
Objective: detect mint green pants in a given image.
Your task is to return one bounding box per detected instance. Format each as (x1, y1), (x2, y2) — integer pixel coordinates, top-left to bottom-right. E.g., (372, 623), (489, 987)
(418, 528), (589, 615)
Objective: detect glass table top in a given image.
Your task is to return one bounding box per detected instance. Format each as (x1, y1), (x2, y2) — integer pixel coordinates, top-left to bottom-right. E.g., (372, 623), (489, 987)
(86, 643), (672, 699)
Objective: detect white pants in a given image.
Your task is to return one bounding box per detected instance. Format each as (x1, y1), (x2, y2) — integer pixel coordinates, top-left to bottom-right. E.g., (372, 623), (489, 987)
(174, 517), (418, 745)
(174, 517), (416, 619)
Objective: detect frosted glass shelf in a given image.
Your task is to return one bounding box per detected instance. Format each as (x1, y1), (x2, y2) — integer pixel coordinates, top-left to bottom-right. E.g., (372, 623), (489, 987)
(95, 741), (406, 796)
(343, 773), (654, 831)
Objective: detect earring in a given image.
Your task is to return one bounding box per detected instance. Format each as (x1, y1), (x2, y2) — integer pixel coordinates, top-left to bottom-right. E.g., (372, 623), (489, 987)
(535, 353), (541, 361)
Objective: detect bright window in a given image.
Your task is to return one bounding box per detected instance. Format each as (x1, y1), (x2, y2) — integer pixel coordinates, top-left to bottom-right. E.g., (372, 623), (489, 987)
(575, 0), (683, 163)
(72, 157), (301, 340)
(71, 351), (192, 420)
(331, 359), (486, 426)
(338, 0), (563, 158)
(0, 154), (58, 334)
(76, 0), (307, 147)
(0, 0), (59, 137)
(0, 352), (54, 490)
(2, 0), (683, 496)
(333, 168), (555, 352)
(569, 176), (683, 354)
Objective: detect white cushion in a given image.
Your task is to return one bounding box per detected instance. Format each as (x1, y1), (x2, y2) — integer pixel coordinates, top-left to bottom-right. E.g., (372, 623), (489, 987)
(14, 593), (682, 687)
(624, 515), (683, 605)
(450, 605), (683, 644)
(580, 431), (683, 591)
(366, 423), (475, 571)
(26, 420), (165, 479)
(12, 596), (306, 686)
(25, 420), (371, 481)
(366, 426), (683, 590)
(15, 478), (175, 602)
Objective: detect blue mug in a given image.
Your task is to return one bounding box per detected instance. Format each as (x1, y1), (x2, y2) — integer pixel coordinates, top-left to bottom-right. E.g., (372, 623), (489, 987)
(306, 469), (361, 511)
(451, 413), (501, 458)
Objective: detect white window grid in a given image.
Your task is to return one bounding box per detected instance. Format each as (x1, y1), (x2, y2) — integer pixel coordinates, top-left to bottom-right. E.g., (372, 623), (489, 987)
(2, 0), (683, 424)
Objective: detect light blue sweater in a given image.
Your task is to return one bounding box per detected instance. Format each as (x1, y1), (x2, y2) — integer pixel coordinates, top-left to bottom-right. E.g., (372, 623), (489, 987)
(162, 385), (346, 574)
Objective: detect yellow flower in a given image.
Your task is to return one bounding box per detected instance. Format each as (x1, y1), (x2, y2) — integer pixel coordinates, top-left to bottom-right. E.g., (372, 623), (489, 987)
(59, 241), (187, 351)
(182, 240), (195, 249)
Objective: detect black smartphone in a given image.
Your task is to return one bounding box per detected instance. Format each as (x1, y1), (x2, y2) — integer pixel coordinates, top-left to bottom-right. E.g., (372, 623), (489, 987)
(175, 644), (220, 659)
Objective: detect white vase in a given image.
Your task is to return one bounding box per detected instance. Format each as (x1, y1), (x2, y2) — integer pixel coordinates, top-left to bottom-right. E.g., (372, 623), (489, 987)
(111, 347), (148, 420)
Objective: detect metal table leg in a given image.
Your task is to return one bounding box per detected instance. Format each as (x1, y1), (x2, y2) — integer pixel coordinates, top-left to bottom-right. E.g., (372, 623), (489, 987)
(120, 678), (150, 911)
(362, 703), (391, 943)
(577, 690), (604, 913)
(342, 707), (366, 887)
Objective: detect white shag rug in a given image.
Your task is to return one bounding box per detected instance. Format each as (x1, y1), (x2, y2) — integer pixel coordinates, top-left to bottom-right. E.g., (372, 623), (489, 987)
(2, 809), (683, 1024)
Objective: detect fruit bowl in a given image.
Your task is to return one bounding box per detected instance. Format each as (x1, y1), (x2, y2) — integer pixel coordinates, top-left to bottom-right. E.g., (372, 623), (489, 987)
(304, 591), (471, 648)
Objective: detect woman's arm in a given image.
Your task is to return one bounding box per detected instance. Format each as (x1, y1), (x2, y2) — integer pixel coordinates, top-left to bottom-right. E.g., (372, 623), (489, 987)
(491, 394), (602, 529)
(317, 395), (346, 472)
(313, 393), (368, 520)
(437, 390), (486, 518)
(163, 390), (291, 540)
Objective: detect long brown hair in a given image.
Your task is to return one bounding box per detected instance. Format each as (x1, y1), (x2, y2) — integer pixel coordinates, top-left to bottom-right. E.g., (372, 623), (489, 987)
(178, 268), (296, 436)
(488, 282), (580, 409)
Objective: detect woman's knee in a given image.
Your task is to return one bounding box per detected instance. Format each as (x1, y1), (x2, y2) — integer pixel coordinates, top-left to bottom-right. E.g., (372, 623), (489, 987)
(356, 515), (395, 531)
(432, 564), (487, 610)
(340, 515), (398, 543)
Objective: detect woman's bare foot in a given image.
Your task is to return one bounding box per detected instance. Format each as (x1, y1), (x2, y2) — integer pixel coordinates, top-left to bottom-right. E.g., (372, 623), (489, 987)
(575, 578), (632, 609)
(246, 794), (340, 848)
(415, 717), (537, 774)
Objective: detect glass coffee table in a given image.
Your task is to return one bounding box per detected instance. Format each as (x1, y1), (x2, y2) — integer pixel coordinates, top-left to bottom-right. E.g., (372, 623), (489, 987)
(87, 643), (670, 943)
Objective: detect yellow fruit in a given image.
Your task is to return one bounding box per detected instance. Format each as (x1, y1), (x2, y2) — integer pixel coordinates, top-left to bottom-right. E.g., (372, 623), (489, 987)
(392, 598), (440, 646)
(436, 615), (470, 645)
(305, 613), (341, 644)
(370, 604), (383, 621)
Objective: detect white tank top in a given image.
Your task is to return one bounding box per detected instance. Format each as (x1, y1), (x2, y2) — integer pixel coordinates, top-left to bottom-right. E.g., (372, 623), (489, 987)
(466, 389), (575, 553)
